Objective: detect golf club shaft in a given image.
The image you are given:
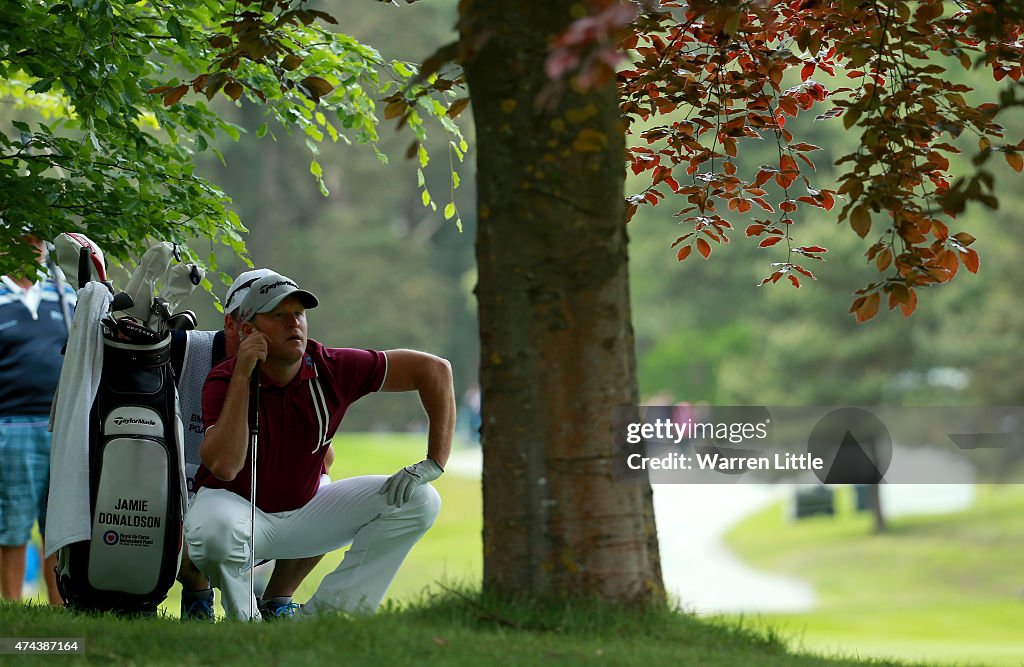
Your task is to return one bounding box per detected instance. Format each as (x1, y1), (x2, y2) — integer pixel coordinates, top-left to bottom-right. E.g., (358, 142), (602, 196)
(43, 243), (72, 335)
(248, 360), (260, 620)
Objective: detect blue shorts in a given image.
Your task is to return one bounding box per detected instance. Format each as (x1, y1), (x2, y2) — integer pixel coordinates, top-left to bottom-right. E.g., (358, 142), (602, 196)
(0, 416), (53, 546)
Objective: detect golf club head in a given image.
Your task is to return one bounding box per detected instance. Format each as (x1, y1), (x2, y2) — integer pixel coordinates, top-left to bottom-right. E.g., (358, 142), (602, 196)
(161, 263), (205, 314)
(167, 310), (198, 331)
(111, 317), (166, 345)
(52, 232), (107, 289)
(149, 297), (173, 332)
(110, 292), (135, 312)
(119, 242), (176, 322)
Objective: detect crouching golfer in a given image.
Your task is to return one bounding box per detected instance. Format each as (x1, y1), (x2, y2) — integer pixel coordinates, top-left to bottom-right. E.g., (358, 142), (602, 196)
(184, 272), (452, 620)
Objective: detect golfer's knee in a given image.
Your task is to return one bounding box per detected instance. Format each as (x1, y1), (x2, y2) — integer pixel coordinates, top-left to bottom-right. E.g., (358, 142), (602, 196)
(408, 483), (441, 529)
(186, 513), (247, 566)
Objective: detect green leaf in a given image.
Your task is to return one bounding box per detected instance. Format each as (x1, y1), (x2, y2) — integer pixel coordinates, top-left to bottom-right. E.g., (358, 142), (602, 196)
(444, 202), (455, 220)
(167, 16), (185, 45)
(304, 124), (324, 142)
(421, 189), (431, 207)
(29, 78), (54, 94)
(310, 159), (323, 178)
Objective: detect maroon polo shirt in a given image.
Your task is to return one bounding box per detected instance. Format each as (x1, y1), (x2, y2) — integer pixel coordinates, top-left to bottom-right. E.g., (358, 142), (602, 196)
(193, 339), (387, 512)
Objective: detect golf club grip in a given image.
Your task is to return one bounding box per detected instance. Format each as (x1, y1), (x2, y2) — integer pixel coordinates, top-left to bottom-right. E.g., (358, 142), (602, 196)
(249, 361), (260, 436)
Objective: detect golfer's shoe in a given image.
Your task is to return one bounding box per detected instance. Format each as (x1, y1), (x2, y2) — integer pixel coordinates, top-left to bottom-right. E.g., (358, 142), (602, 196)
(180, 588), (215, 622)
(258, 596), (302, 620)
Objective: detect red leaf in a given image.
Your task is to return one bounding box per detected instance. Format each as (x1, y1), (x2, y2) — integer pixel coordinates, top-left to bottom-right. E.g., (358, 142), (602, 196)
(929, 151), (950, 171)
(876, 248), (892, 271)
(855, 293), (881, 323)
(676, 244), (692, 262)
(851, 205), (872, 238)
(696, 238), (712, 259)
(447, 97), (471, 118)
(300, 76), (334, 102)
(759, 235), (783, 248)
(953, 232), (976, 246)
(794, 265), (815, 279)
(796, 152), (817, 172)
(788, 274), (801, 288)
(801, 62), (815, 82)
(162, 84), (189, 106)
(745, 224), (766, 237)
(900, 288), (918, 317)
(960, 248), (980, 273)
(753, 168), (775, 187)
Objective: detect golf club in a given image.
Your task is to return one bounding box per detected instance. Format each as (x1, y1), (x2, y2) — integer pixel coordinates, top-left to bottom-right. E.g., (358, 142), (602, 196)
(119, 242), (175, 324)
(167, 310), (198, 331)
(53, 232), (108, 290)
(149, 297), (173, 333)
(160, 262), (205, 316)
(248, 360), (261, 621)
(43, 241), (73, 335)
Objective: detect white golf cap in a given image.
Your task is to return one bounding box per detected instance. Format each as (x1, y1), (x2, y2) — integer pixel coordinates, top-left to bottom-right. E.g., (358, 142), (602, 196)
(224, 268), (275, 314)
(237, 272), (318, 322)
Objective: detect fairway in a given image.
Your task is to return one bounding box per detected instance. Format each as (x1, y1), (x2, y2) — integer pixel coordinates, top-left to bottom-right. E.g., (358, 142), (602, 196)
(722, 485), (1024, 666)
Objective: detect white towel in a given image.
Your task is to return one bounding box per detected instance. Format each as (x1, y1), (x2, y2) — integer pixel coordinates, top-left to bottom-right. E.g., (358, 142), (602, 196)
(45, 282), (109, 558)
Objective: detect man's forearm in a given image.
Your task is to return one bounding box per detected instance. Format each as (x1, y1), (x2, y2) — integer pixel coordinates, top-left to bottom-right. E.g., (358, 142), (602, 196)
(420, 362), (455, 469)
(199, 373), (253, 480)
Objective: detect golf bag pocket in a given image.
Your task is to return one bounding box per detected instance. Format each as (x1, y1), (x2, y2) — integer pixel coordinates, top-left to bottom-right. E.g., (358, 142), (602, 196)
(57, 335), (186, 614)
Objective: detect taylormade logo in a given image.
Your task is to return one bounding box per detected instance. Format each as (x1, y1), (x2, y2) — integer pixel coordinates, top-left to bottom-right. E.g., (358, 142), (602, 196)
(113, 416), (157, 427)
(260, 280), (296, 294)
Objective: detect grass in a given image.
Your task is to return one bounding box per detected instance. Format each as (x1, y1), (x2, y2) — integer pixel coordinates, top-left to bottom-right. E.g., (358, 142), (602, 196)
(722, 485), (1024, 666)
(22, 433), (481, 614)
(14, 435), (1021, 665)
(1, 587), (926, 666)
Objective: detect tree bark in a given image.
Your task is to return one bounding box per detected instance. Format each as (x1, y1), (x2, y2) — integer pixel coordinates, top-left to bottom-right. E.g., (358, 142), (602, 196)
(460, 0), (664, 602)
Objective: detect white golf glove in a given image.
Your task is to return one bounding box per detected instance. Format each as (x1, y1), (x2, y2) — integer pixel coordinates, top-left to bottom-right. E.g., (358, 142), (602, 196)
(379, 458), (443, 508)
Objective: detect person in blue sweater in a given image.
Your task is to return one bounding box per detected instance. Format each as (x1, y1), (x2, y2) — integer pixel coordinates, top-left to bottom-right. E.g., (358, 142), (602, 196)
(0, 235), (75, 605)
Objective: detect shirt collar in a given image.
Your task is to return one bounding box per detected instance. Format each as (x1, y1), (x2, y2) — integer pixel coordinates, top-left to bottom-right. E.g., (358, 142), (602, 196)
(299, 353), (318, 381)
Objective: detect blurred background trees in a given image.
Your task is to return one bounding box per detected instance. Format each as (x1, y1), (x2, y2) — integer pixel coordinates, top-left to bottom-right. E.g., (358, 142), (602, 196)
(5, 0), (1018, 426)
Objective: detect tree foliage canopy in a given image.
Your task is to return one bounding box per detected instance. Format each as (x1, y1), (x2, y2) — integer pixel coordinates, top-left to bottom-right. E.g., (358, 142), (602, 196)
(0, 0), (463, 286)
(546, 0), (1023, 321)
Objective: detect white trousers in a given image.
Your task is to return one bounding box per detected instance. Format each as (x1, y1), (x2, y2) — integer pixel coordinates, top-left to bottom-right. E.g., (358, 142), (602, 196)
(184, 475), (440, 620)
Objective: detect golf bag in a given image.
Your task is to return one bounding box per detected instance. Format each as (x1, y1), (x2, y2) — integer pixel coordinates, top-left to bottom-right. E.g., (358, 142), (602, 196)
(52, 238), (193, 615)
(56, 330), (186, 614)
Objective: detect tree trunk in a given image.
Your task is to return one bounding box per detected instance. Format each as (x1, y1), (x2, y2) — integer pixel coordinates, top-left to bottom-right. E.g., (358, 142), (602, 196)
(869, 483), (886, 534)
(460, 0), (664, 603)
